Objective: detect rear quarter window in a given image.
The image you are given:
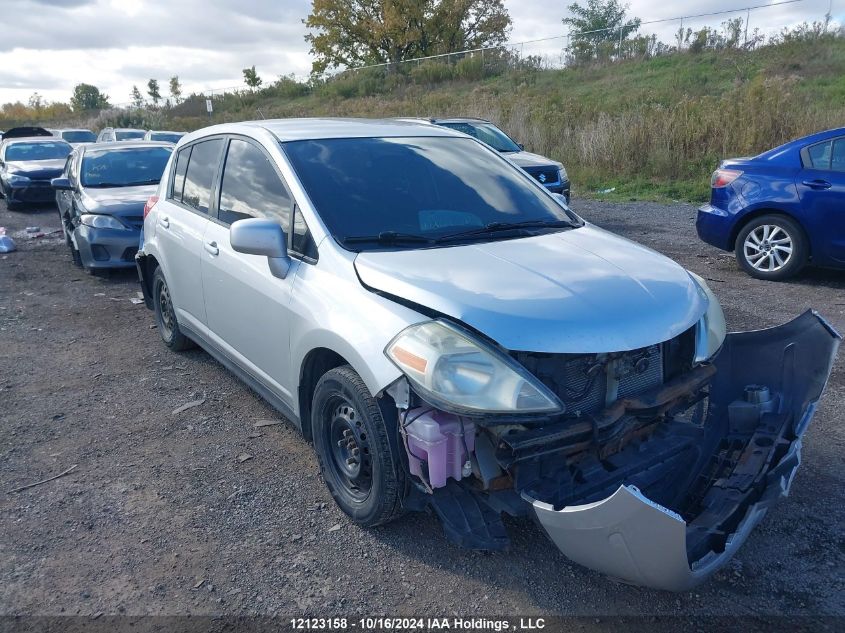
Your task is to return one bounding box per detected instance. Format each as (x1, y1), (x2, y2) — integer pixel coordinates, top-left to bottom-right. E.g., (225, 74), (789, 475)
(181, 139), (224, 214)
(805, 141), (832, 169)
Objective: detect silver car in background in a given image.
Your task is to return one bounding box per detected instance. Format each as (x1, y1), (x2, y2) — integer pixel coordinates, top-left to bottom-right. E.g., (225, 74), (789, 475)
(136, 118), (839, 591)
(51, 128), (97, 147)
(144, 130), (185, 143)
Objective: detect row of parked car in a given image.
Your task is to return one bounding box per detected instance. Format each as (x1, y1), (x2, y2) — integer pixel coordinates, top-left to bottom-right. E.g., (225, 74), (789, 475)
(2, 118), (843, 281)
(0, 118), (569, 278)
(0, 116), (840, 592)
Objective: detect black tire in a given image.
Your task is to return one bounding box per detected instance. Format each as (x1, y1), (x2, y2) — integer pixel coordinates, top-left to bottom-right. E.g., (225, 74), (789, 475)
(59, 211), (72, 247)
(6, 199), (22, 211)
(87, 266), (110, 278)
(70, 242), (82, 267)
(312, 365), (404, 527)
(735, 214), (808, 281)
(152, 266), (193, 351)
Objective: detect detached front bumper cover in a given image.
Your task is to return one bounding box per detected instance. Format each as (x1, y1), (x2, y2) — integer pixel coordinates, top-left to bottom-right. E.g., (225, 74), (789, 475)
(527, 310), (840, 591)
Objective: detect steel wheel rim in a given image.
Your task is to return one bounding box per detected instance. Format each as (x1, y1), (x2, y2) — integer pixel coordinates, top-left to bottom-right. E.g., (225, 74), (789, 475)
(743, 224), (793, 272)
(325, 397), (372, 501)
(158, 282), (175, 339)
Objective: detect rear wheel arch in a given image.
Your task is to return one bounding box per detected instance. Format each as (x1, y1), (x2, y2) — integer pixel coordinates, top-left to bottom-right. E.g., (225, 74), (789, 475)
(142, 254), (161, 299)
(730, 208), (811, 257)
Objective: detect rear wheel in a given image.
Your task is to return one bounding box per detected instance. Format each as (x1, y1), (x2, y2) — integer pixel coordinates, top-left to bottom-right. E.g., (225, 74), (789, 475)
(152, 267), (193, 351)
(735, 214), (807, 281)
(312, 365), (404, 527)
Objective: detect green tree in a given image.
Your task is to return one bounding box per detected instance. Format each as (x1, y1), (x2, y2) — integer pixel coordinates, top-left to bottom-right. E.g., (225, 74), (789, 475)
(562, 0), (641, 62)
(147, 79), (161, 107)
(69, 83), (110, 111)
(130, 85), (145, 108)
(243, 65), (263, 90)
(28, 92), (44, 113)
(304, 0), (512, 74)
(169, 75), (182, 104)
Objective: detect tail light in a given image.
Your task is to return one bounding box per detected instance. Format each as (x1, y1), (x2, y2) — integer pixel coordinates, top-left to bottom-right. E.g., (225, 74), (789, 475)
(711, 169), (743, 188)
(143, 195), (159, 219)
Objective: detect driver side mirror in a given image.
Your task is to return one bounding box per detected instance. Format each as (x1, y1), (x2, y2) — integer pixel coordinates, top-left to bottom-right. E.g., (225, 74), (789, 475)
(517, 143), (525, 150)
(51, 177), (73, 191)
(230, 218), (291, 279)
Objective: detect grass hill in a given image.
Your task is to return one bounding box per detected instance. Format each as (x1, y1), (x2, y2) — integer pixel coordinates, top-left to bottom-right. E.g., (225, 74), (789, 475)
(32, 34), (845, 202)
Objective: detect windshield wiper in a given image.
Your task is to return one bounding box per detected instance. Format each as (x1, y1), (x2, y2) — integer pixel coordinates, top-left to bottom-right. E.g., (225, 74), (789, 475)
(435, 219), (575, 243)
(343, 231), (435, 246)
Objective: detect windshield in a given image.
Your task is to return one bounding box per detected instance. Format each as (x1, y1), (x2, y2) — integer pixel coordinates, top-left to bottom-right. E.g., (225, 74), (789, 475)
(283, 136), (574, 251)
(436, 122), (521, 153)
(5, 142), (71, 161)
(81, 146), (172, 187)
(115, 130), (145, 141)
(62, 130), (96, 143)
(149, 132), (183, 143)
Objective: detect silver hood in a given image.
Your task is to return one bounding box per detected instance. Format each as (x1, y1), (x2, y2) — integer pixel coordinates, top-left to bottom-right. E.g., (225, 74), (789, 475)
(354, 225), (707, 353)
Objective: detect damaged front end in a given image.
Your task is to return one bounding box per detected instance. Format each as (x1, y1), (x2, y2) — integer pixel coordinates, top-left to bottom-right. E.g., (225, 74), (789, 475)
(389, 311), (840, 591)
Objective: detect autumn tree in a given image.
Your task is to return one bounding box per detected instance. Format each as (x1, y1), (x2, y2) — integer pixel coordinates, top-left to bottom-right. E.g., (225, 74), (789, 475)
(243, 65), (263, 90)
(169, 76), (182, 104)
(304, 0), (512, 74)
(70, 83), (110, 111)
(562, 0), (640, 62)
(147, 79), (162, 107)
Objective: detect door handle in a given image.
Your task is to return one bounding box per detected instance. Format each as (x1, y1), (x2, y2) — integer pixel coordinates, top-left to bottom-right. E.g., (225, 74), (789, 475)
(802, 179), (832, 190)
(159, 216), (170, 228)
(204, 240), (219, 256)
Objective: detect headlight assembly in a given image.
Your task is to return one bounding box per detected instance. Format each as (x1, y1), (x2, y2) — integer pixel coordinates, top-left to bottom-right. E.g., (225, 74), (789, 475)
(557, 165), (568, 182)
(80, 214), (126, 230)
(385, 320), (564, 416)
(689, 271), (727, 363)
(7, 173), (31, 185)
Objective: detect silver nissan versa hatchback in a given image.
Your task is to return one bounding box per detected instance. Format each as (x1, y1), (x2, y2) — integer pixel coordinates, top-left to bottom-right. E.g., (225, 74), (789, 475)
(136, 118), (839, 591)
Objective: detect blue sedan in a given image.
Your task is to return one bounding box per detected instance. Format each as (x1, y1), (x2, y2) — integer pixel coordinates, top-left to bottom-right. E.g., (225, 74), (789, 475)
(697, 127), (845, 280)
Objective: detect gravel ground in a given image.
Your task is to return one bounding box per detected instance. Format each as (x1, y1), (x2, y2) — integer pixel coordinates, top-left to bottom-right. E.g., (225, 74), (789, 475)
(0, 197), (843, 620)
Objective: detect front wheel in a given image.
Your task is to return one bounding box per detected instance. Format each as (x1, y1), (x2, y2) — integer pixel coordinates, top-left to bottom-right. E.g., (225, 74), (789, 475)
(152, 267), (193, 351)
(312, 365), (404, 527)
(735, 214), (808, 281)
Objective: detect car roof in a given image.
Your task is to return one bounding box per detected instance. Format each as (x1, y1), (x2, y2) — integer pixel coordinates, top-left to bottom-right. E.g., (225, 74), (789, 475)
(81, 140), (174, 153)
(148, 130), (183, 134)
(2, 136), (71, 146)
(181, 118), (465, 144)
(755, 126), (845, 163)
(57, 128), (94, 133)
(3, 126), (53, 139)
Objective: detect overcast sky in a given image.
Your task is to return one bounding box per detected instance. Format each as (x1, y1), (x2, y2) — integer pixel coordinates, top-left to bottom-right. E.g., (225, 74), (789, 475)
(1, 0), (842, 106)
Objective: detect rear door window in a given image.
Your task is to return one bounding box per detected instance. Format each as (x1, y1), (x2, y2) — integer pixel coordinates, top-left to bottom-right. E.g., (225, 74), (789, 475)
(182, 139), (224, 214)
(806, 141), (832, 169)
(831, 138), (845, 172)
(217, 138), (292, 226)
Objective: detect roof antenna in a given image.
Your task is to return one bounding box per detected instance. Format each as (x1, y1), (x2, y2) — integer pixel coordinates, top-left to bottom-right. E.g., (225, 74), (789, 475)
(256, 108), (266, 120)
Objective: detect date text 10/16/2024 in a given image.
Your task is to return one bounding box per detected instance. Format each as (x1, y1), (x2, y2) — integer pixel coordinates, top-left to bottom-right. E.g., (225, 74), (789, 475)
(291, 617), (547, 631)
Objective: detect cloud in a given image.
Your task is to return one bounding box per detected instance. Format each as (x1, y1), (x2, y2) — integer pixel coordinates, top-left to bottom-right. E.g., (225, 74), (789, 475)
(0, 0), (838, 106)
